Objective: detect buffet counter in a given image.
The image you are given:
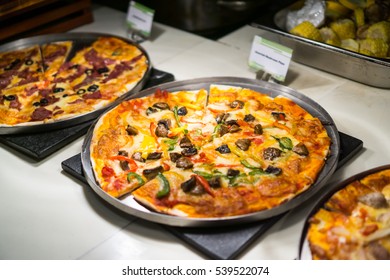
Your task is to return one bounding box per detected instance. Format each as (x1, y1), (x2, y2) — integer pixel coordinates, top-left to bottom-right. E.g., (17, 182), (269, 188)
(1, 5), (389, 260)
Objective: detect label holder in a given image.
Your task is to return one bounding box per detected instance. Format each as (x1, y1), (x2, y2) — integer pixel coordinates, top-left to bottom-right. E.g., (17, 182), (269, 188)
(249, 35), (293, 84)
(126, 1), (155, 43)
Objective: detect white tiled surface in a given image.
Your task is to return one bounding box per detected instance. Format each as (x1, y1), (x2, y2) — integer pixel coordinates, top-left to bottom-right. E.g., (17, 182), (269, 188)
(1, 6), (390, 260)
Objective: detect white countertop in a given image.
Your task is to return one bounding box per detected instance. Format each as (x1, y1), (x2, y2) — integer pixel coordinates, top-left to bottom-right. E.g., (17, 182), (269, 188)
(1, 5), (389, 260)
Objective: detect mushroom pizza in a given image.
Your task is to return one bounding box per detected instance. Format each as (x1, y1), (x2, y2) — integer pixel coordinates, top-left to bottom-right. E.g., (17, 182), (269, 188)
(89, 84), (331, 218)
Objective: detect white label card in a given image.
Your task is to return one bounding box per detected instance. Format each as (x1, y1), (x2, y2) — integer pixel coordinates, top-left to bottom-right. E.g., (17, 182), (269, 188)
(248, 36), (293, 82)
(126, 1), (155, 38)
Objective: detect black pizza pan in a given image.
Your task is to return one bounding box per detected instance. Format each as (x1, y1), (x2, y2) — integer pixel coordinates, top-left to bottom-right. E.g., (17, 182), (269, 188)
(0, 32), (152, 135)
(298, 164), (390, 260)
(81, 77), (340, 227)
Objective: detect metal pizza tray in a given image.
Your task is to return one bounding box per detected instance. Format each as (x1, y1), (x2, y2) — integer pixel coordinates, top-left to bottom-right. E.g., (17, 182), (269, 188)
(298, 164), (390, 260)
(81, 77), (340, 227)
(0, 32), (152, 135)
(251, 0), (390, 88)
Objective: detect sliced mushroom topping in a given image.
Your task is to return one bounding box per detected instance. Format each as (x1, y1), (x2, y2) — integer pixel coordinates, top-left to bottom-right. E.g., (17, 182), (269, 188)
(263, 147), (282, 161)
(147, 152), (162, 160)
(218, 124), (229, 137)
(155, 124), (168, 137)
(208, 177), (221, 188)
(146, 106), (158, 115)
(155, 119), (171, 138)
(118, 150), (129, 171)
(126, 125), (138, 136)
(244, 114), (255, 122)
(235, 139), (251, 151)
(152, 102), (170, 110)
(265, 165), (282, 175)
(181, 146), (198, 156)
(190, 184), (206, 195)
(132, 152), (145, 163)
(227, 169), (240, 177)
(169, 152), (182, 163)
(119, 161), (129, 171)
(181, 176), (196, 193)
(230, 100), (244, 109)
(179, 135), (193, 148)
(293, 142), (309, 156)
(158, 119), (171, 128)
(177, 106), (188, 116)
(216, 144), (231, 154)
(254, 124), (263, 135)
(118, 150), (128, 156)
(142, 166), (164, 180)
(175, 157), (194, 169)
(358, 192), (388, 209)
(225, 119), (239, 126)
(228, 124), (242, 133)
(216, 113), (229, 124)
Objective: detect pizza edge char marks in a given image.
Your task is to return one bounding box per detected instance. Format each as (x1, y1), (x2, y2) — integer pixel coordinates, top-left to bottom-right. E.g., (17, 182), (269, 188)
(307, 168), (390, 260)
(90, 84), (332, 218)
(0, 37), (149, 127)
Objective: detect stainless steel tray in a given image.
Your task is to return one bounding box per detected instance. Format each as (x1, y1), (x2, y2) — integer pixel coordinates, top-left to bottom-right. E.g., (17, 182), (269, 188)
(81, 77), (340, 227)
(251, 1), (390, 88)
(298, 164), (390, 260)
(0, 32), (152, 135)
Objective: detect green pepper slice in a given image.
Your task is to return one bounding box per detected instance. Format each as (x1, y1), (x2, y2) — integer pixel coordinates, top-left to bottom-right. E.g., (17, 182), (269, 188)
(193, 170), (214, 179)
(240, 159), (262, 169)
(248, 169), (266, 176)
(127, 172), (145, 186)
(273, 136), (293, 150)
(173, 106), (182, 127)
(163, 137), (178, 151)
(156, 173), (170, 198)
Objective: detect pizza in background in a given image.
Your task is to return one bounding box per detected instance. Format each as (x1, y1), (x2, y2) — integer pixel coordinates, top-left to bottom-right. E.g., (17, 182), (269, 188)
(0, 36), (149, 127)
(90, 84), (331, 218)
(307, 168), (390, 260)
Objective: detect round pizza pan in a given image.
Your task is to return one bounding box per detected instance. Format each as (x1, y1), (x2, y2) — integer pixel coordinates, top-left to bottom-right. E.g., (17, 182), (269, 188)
(298, 164), (390, 260)
(0, 32), (152, 135)
(81, 77), (340, 227)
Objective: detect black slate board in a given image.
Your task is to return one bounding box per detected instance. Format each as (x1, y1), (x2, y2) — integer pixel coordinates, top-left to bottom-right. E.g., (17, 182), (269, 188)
(0, 68), (174, 161)
(61, 131), (363, 259)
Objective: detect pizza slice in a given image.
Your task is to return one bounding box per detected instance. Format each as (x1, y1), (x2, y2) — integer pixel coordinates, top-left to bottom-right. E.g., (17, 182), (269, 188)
(0, 83), (41, 125)
(41, 41), (73, 79)
(53, 37), (148, 107)
(0, 45), (44, 91)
